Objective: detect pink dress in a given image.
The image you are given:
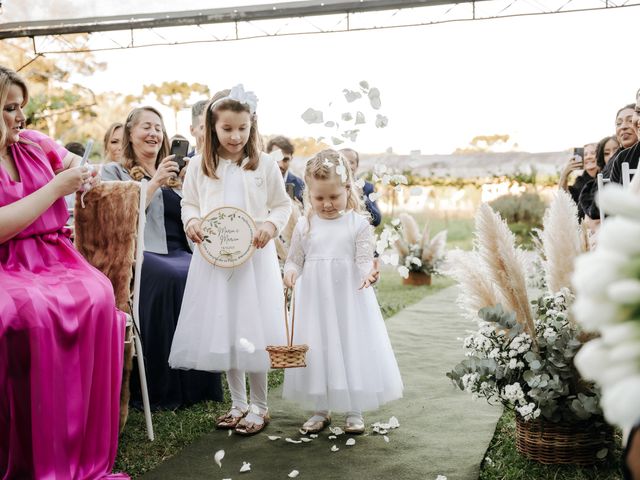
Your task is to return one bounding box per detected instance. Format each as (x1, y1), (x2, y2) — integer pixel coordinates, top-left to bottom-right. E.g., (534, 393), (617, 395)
(0, 130), (128, 479)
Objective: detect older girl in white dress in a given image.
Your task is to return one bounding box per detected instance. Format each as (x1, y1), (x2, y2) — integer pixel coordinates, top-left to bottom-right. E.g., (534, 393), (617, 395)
(169, 85), (291, 435)
(283, 149), (403, 434)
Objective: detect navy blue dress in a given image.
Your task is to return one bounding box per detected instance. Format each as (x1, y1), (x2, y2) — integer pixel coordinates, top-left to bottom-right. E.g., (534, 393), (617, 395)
(130, 188), (223, 410)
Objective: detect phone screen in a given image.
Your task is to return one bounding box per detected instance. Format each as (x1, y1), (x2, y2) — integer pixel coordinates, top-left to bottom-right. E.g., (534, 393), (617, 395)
(170, 139), (190, 170)
(573, 147), (584, 168)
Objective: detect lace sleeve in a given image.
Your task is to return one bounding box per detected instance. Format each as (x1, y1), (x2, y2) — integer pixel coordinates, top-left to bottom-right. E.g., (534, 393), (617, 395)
(284, 220), (305, 276)
(355, 218), (374, 281)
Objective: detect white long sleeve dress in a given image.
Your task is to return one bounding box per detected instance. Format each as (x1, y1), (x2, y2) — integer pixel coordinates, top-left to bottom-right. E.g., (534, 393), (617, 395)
(282, 211), (403, 413)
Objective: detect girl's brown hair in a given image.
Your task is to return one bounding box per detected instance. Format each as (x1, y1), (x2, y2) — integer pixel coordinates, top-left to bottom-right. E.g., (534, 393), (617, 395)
(0, 66), (29, 149)
(303, 149), (367, 229)
(103, 122), (123, 162)
(201, 89), (262, 179)
(121, 106), (180, 187)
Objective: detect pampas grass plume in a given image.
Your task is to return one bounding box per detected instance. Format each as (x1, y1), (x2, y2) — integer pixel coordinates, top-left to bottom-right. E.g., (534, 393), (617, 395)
(476, 203), (535, 339)
(399, 213), (420, 245)
(541, 190), (582, 294)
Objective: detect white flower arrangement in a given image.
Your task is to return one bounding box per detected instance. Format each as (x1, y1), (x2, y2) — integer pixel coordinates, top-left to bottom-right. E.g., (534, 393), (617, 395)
(573, 185), (640, 430)
(377, 213), (447, 279)
(448, 195), (601, 424)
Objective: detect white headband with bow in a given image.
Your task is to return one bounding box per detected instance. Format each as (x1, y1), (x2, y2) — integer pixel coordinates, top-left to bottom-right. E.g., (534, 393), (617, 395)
(209, 84), (258, 114)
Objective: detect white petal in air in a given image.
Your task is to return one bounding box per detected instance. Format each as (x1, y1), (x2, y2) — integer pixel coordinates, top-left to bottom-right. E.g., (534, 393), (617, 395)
(214, 450), (225, 468)
(239, 337), (256, 353)
(410, 187), (424, 196)
(269, 149), (284, 163)
(331, 137), (344, 146)
(375, 114), (389, 128)
(355, 178), (366, 189)
(368, 88), (382, 109)
(240, 461), (251, 472)
(355, 111), (366, 124)
(341, 112), (353, 121)
(368, 192), (382, 202)
(301, 108), (324, 124)
(343, 89), (362, 102)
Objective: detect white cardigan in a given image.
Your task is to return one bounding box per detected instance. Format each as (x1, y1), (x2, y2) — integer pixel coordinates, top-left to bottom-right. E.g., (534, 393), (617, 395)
(181, 152), (292, 234)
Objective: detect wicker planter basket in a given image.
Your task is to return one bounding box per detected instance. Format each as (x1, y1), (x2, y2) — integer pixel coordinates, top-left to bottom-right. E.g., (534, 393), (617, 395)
(266, 288), (309, 369)
(515, 415), (613, 466)
(402, 271), (431, 286)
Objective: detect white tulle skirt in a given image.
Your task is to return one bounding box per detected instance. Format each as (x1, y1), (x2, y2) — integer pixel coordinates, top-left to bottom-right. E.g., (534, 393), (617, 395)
(282, 258), (403, 413)
(169, 242), (285, 373)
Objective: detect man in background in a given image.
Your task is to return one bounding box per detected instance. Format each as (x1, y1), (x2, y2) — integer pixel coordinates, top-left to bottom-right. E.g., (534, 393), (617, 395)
(266, 135), (304, 204)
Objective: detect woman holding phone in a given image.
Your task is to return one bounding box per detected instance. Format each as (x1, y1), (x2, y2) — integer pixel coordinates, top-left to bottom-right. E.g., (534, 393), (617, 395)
(102, 106), (222, 410)
(558, 142), (598, 220)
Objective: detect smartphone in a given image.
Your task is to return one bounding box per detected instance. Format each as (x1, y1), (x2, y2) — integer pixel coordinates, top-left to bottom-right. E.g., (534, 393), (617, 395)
(170, 139), (190, 171)
(573, 147), (584, 168)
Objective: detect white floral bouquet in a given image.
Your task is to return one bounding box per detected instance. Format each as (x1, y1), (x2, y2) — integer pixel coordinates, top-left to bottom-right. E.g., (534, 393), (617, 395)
(448, 288), (602, 422)
(447, 192), (600, 424)
(573, 185), (640, 430)
(377, 213), (446, 279)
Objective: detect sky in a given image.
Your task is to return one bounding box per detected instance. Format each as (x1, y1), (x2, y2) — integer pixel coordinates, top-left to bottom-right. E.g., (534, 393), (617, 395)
(24, 3), (640, 155)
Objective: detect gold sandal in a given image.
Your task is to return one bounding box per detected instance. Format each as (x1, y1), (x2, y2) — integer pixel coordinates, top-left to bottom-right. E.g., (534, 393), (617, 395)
(344, 418), (365, 435)
(216, 407), (247, 429)
(299, 415), (331, 435)
(235, 409), (270, 436)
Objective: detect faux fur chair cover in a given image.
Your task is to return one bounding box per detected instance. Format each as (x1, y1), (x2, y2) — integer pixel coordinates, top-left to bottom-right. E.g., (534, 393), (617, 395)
(74, 181), (140, 432)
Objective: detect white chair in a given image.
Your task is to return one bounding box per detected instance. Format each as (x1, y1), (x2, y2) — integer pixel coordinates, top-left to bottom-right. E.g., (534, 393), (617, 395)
(596, 173), (610, 219)
(74, 179), (154, 441)
(622, 162), (637, 187)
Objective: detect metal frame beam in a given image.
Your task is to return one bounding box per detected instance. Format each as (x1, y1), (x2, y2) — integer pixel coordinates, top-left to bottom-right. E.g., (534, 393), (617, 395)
(0, 0), (489, 39)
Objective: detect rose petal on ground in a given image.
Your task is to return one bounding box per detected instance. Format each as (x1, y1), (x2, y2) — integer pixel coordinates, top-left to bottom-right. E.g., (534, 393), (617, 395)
(331, 445), (339, 452)
(389, 416), (400, 428)
(214, 450), (225, 468)
(300, 437), (312, 443)
(310, 434), (318, 438)
(228, 430), (232, 437)
(328, 435), (336, 439)
(346, 438), (356, 446)
(240, 461), (251, 472)
(289, 470), (300, 478)
(286, 438), (303, 444)
(383, 436), (390, 443)
(268, 435), (281, 441)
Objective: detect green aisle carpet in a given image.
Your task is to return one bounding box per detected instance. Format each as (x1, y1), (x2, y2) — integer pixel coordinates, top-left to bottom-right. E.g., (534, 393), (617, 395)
(142, 286), (502, 480)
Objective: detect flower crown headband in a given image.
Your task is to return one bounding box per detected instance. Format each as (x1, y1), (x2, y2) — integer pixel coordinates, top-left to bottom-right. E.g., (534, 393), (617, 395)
(209, 84), (258, 115)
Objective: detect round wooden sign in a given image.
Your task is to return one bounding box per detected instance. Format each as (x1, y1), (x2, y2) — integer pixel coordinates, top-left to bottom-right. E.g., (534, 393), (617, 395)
(198, 206), (256, 268)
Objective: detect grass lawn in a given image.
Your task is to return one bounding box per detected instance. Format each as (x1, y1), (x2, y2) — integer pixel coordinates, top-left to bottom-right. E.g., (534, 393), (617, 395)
(115, 269), (451, 477)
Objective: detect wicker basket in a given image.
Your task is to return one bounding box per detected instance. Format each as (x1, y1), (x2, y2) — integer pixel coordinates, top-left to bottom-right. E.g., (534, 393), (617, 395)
(266, 288), (308, 369)
(515, 415), (613, 465)
(402, 271), (431, 286)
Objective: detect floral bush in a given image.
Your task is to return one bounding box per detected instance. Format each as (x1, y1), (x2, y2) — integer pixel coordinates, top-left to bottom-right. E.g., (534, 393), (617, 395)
(448, 289), (602, 423)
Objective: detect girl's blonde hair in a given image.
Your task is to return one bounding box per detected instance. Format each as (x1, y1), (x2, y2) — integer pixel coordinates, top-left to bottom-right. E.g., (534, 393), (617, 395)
(303, 149), (366, 229)
(201, 89), (262, 179)
(121, 106), (181, 188)
(103, 122), (123, 162)
(0, 66), (28, 149)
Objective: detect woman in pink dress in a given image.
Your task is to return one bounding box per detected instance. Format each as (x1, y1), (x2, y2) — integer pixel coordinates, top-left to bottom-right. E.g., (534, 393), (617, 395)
(0, 67), (128, 478)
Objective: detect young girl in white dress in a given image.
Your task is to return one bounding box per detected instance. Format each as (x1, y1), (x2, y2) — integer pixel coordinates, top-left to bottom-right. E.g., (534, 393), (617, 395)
(169, 85), (291, 435)
(282, 149), (403, 434)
